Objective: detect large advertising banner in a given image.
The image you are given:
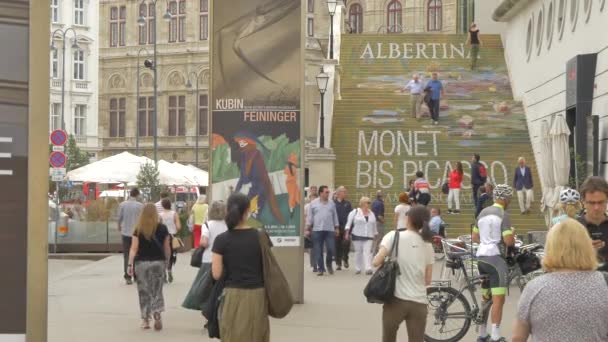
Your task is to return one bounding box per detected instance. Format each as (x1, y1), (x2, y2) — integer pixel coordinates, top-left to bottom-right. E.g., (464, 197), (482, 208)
(211, 0), (301, 247)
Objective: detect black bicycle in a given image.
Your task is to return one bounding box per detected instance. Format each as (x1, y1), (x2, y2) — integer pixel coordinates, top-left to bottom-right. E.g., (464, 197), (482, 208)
(424, 244), (544, 342)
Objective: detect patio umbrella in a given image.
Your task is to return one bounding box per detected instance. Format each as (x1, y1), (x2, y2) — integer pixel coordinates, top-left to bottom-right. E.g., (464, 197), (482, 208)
(550, 114), (571, 187)
(539, 120), (555, 225)
(549, 114), (571, 223)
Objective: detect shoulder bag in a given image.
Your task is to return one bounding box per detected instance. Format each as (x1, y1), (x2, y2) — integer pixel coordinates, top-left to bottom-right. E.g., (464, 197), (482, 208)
(363, 229), (401, 304)
(258, 229), (294, 318)
(190, 222), (208, 268)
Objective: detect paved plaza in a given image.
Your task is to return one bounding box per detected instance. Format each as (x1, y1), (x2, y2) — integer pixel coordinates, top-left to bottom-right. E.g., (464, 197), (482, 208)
(48, 255), (521, 342)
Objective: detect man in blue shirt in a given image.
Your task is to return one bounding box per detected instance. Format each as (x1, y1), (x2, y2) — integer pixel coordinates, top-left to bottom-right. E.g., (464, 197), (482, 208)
(426, 72), (445, 125)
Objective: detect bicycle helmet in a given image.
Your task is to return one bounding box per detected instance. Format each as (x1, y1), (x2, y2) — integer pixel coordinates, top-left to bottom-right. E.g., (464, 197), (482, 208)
(493, 184), (513, 200)
(559, 188), (580, 204)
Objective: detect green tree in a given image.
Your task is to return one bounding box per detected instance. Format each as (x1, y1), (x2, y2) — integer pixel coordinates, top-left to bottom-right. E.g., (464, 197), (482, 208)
(137, 162), (161, 201)
(65, 134), (90, 171)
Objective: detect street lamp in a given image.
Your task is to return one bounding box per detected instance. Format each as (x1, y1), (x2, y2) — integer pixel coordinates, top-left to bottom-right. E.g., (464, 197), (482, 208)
(316, 67), (329, 148)
(50, 27), (79, 131)
(186, 72), (200, 168)
(136, 47), (151, 156)
(138, 0), (172, 164)
(327, 0), (338, 59)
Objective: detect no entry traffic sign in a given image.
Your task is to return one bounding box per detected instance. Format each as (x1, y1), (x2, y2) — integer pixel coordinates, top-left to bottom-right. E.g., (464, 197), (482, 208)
(50, 129), (67, 146)
(49, 151), (66, 168)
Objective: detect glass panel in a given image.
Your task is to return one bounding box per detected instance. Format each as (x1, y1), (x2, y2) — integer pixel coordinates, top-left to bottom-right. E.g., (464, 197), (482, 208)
(198, 108), (208, 136)
(201, 0), (208, 12)
(178, 109), (185, 136)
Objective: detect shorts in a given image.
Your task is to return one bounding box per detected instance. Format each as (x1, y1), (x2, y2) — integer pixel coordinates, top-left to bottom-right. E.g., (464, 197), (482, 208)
(477, 255), (508, 295)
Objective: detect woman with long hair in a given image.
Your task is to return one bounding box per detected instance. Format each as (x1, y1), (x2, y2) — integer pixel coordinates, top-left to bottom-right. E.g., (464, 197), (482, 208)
(182, 201), (228, 327)
(191, 195), (209, 248)
(128, 203), (171, 331)
(344, 196), (378, 275)
(373, 205), (434, 342)
(551, 188), (583, 225)
(211, 193), (269, 341)
(159, 198), (181, 283)
(448, 162), (464, 214)
(512, 219), (608, 341)
(394, 192), (411, 229)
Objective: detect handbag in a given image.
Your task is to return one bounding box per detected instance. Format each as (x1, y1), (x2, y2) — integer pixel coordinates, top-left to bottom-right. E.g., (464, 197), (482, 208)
(204, 276), (225, 338)
(363, 230), (401, 304)
(441, 181), (449, 195)
(257, 229), (294, 318)
(190, 223), (208, 268)
(171, 236), (185, 250)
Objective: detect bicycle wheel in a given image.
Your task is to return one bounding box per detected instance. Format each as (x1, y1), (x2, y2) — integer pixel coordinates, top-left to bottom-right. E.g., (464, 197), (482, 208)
(425, 287), (472, 342)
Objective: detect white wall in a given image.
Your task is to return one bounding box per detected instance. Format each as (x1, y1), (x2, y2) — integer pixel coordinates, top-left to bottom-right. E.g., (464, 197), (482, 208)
(501, 0), (608, 179)
(50, 0), (99, 156)
(474, 0), (506, 34)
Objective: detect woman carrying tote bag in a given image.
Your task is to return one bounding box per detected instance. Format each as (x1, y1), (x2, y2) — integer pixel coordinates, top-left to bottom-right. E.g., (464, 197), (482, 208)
(372, 205), (435, 342)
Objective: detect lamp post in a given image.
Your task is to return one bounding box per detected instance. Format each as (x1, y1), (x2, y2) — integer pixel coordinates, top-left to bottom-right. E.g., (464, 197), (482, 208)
(138, 0), (172, 164)
(50, 28), (79, 131)
(316, 67), (329, 148)
(186, 72), (200, 168)
(327, 0), (338, 59)
(136, 47), (151, 156)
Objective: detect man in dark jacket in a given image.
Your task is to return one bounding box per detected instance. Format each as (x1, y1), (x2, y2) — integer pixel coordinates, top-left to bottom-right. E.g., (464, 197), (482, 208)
(471, 153), (486, 209)
(513, 157), (534, 214)
(334, 186), (353, 270)
(371, 190), (385, 253)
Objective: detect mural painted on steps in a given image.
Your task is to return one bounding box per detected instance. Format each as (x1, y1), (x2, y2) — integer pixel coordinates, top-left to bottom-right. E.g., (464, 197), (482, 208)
(333, 35), (542, 230)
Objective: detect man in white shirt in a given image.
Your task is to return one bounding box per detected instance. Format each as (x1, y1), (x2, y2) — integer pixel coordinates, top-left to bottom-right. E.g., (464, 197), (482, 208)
(402, 73), (425, 118)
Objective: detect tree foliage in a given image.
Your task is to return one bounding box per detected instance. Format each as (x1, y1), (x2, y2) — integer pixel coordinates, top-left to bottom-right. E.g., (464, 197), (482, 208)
(137, 162), (161, 201)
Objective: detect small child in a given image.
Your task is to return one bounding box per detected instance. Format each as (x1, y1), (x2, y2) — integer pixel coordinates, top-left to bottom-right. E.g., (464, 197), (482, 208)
(429, 207), (444, 236)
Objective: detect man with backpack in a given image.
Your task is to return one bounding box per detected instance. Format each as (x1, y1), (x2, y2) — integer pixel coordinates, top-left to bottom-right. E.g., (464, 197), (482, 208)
(472, 153), (488, 210)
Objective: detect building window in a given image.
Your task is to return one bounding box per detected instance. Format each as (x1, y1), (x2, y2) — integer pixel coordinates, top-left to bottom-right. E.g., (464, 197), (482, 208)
(200, 0), (208, 40)
(138, 96), (154, 137)
(546, 1), (554, 49)
(74, 0), (85, 25)
(307, 18), (314, 36)
(109, 98), (126, 138)
(50, 103), (61, 131)
(73, 105), (87, 137)
(110, 6), (126, 47)
(428, 0), (442, 31)
(570, 0), (579, 31)
(198, 94), (208, 136)
(140, 4), (156, 44)
(73, 49), (85, 80)
(169, 1), (186, 42)
(51, 0), (59, 23)
(168, 95), (185, 136)
(526, 16), (534, 62)
(557, 0), (566, 40)
(536, 8), (544, 54)
(387, 0), (402, 33)
(51, 49), (58, 78)
(349, 4), (363, 33)
(308, 0), (314, 13)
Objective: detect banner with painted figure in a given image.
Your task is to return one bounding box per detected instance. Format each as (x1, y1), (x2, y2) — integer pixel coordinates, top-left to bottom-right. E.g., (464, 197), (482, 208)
(333, 35), (542, 229)
(211, 0), (301, 246)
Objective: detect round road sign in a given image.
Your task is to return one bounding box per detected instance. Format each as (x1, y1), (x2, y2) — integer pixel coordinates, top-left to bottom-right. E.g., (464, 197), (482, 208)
(50, 129), (67, 146)
(49, 151), (67, 168)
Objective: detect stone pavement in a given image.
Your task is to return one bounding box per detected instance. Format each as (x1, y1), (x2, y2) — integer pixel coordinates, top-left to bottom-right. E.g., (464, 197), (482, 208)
(48, 254), (521, 342)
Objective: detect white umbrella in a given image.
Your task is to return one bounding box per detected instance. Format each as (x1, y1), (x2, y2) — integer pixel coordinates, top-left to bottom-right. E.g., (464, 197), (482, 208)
(550, 114), (571, 186)
(539, 120), (555, 225)
(549, 114), (571, 224)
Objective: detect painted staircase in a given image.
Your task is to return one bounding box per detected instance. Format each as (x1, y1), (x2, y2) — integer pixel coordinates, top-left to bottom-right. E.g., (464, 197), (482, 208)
(332, 34), (545, 237)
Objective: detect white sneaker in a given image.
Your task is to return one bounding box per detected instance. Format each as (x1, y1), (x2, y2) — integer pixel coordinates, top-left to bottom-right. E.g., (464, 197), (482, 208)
(434, 121), (439, 125)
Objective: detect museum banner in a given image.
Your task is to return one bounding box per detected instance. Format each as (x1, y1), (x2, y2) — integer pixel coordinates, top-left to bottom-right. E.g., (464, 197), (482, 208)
(210, 0), (301, 247)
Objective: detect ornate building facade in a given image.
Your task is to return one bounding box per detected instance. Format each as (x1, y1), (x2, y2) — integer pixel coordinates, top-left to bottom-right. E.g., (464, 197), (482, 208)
(98, 0), (210, 168)
(50, 0), (100, 156)
(344, 0), (473, 34)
